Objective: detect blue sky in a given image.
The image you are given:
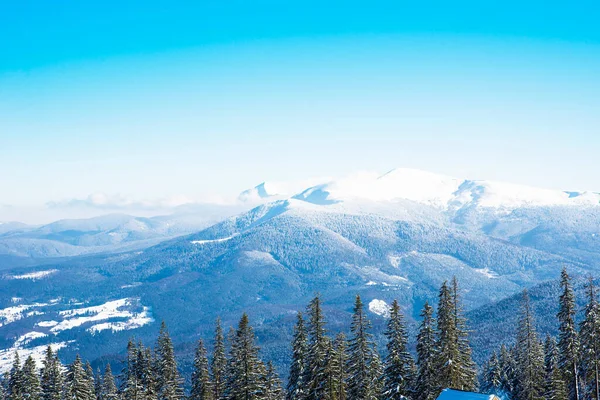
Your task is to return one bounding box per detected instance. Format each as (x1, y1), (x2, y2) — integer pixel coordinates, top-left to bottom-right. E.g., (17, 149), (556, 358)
(1, 1), (599, 221)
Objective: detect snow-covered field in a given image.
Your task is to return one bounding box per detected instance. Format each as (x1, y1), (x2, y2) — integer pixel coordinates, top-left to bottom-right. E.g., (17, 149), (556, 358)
(8, 270), (58, 280)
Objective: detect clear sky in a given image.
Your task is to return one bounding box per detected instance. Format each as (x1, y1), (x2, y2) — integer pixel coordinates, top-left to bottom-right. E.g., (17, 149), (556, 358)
(1, 1), (599, 222)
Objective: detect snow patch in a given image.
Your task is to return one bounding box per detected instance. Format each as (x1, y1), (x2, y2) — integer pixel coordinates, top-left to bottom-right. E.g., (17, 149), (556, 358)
(368, 299), (390, 318)
(0, 342), (69, 373)
(474, 268), (499, 279)
(191, 236), (235, 245)
(0, 303), (48, 327)
(9, 270), (58, 280)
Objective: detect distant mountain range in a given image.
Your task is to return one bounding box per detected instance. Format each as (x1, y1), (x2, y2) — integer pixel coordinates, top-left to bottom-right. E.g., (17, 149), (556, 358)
(1, 168), (599, 375)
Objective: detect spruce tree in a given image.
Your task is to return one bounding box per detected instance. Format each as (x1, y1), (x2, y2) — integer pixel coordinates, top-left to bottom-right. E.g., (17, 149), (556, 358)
(580, 277), (600, 399)
(9, 351), (24, 400)
(498, 344), (518, 398)
(332, 333), (347, 400)
(482, 351), (501, 395)
(263, 362), (284, 400)
(84, 361), (96, 400)
(21, 355), (42, 400)
(435, 279), (477, 392)
(223, 314), (264, 400)
(346, 295), (382, 400)
(211, 319), (227, 400)
(545, 335), (569, 400)
(100, 365), (118, 400)
(190, 339), (213, 400)
(40, 346), (63, 400)
(65, 355), (94, 400)
(557, 268), (581, 400)
(415, 301), (437, 400)
(287, 312), (308, 400)
(304, 295), (329, 400)
(515, 290), (545, 400)
(155, 322), (183, 400)
(122, 340), (142, 400)
(383, 299), (416, 399)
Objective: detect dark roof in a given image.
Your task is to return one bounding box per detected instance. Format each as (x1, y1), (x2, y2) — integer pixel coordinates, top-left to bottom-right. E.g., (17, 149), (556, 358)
(436, 389), (500, 400)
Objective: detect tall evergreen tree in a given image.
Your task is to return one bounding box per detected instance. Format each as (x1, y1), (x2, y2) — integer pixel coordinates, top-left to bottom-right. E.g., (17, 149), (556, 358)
(223, 314), (265, 400)
(580, 277), (600, 400)
(263, 362), (284, 400)
(498, 344), (518, 399)
(84, 361), (96, 400)
(435, 279), (477, 392)
(304, 295), (329, 400)
(122, 340), (143, 400)
(99, 365), (119, 400)
(323, 335), (346, 400)
(346, 295), (382, 400)
(190, 340), (213, 400)
(545, 335), (568, 400)
(287, 312), (308, 400)
(482, 351), (501, 395)
(40, 346), (63, 400)
(211, 319), (227, 400)
(21, 355), (42, 400)
(558, 268), (581, 400)
(65, 355), (94, 400)
(515, 290), (545, 400)
(383, 299), (416, 399)
(414, 301), (438, 400)
(155, 322), (183, 400)
(8, 351), (24, 400)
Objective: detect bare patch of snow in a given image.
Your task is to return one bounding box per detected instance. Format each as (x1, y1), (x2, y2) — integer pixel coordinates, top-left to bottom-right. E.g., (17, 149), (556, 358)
(9, 270), (58, 280)
(0, 303), (48, 327)
(474, 268), (499, 279)
(191, 235), (235, 245)
(368, 299), (390, 318)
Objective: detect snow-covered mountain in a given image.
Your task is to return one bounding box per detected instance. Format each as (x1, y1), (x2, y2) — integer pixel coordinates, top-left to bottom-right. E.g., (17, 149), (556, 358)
(1, 167), (600, 372)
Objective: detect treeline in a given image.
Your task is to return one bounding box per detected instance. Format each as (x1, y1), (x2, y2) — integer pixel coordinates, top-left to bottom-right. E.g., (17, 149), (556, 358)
(2, 269), (596, 400)
(480, 268), (600, 400)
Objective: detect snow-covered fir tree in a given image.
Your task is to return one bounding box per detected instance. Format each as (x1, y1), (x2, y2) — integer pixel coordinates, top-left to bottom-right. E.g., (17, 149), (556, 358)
(498, 344), (518, 399)
(557, 268), (581, 400)
(64, 355), (94, 400)
(263, 361), (284, 400)
(9, 351), (24, 400)
(323, 335), (346, 400)
(21, 355), (42, 400)
(211, 318), (227, 400)
(40, 346), (63, 400)
(99, 364), (119, 400)
(286, 312), (308, 400)
(383, 299), (416, 400)
(190, 339), (213, 400)
(515, 290), (545, 400)
(580, 277), (600, 400)
(84, 361), (96, 400)
(155, 322), (184, 400)
(223, 313), (265, 400)
(304, 295), (329, 400)
(414, 301), (437, 400)
(346, 295), (382, 400)
(544, 334), (568, 400)
(435, 279), (477, 392)
(122, 340), (143, 400)
(482, 351), (501, 395)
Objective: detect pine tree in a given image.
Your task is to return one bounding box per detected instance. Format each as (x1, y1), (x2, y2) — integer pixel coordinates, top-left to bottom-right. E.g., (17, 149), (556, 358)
(499, 344), (518, 398)
(122, 340), (143, 400)
(287, 312), (308, 400)
(9, 351), (24, 400)
(84, 361), (97, 400)
(580, 277), (600, 400)
(482, 351), (501, 395)
(515, 290), (545, 400)
(211, 319), (227, 400)
(100, 365), (119, 400)
(40, 346), (63, 400)
(155, 322), (183, 400)
(21, 355), (42, 400)
(557, 268), (581, 400)
(415, 301), (438, 400)
(263, 362), (284, 400)
(65, 355), (94, 400)
(346, 295), (382, 400)
(223, 314), (265, 400)
(435, 279), (477, 392)
(545, 335), (568, 400)
(191, 339), (213, 400)
(304, 295), (329, 400)
(323, 335), (346, 400)
(383, 299), (416, 399)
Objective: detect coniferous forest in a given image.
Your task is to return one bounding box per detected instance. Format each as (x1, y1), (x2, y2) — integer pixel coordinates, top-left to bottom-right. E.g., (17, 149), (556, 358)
(2, 268), (599, 400)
